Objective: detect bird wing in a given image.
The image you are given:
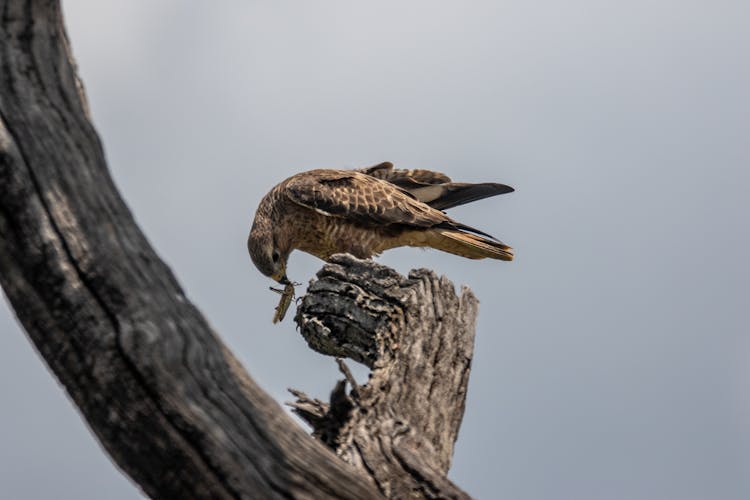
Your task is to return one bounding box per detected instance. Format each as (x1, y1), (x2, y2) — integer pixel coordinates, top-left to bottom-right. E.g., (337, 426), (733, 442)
(358, 162), (514, 211)
(358, 162), (452, 186)
(284, 170), (450, 229)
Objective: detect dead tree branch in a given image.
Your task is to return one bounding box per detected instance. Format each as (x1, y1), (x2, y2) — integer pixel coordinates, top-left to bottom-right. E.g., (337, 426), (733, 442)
(291, 255), (477, 499)
(0, 2), (378, 498)
(0, 1), (477, 498)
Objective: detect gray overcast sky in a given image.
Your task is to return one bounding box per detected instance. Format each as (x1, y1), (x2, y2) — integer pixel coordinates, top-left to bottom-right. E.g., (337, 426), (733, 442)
(1, 1), (749, 499)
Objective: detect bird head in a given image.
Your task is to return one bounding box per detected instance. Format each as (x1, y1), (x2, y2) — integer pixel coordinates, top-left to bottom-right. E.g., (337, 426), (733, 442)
(247, 220), (290, 285)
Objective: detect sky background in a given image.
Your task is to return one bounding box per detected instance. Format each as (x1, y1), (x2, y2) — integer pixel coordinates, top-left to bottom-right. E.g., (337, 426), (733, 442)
(1, 1), (749, 499)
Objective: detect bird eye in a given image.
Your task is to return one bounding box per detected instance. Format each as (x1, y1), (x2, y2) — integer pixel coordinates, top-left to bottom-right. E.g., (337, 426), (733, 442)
(272, 251), (280, 263)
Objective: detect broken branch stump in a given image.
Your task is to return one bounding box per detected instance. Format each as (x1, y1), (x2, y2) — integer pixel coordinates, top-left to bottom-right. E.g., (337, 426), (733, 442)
(292, 254), (479, 499)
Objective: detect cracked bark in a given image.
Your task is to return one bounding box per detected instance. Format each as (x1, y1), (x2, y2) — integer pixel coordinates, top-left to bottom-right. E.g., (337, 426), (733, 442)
(0, 1), (476, 498)
(291, 255), (475, 499)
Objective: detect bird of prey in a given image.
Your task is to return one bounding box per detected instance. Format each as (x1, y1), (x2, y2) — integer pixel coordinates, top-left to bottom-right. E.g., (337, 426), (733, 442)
(248, 162), (514, 293)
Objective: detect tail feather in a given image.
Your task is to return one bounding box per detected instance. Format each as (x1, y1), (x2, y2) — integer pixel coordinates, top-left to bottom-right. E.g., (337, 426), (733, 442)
(431, 229), (514, 261)
(439, 220), (497, 240)
(425, 182), (514, 210)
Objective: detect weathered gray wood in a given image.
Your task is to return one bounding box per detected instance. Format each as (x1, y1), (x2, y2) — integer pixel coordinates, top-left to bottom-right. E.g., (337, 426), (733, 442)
(0, 1), (478, 498)
(0, 2), (379, 498)
(293, 255), (476, 499)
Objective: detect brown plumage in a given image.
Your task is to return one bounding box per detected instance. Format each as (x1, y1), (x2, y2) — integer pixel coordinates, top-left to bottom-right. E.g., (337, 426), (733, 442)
(247, 162), (514, 284)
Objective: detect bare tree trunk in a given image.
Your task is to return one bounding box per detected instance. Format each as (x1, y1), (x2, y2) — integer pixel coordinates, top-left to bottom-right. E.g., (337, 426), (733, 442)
(0, 2), (476, 498)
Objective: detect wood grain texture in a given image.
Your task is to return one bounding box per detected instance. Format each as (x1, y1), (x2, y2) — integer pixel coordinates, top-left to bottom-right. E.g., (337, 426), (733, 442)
(0, 1), (479, 498)
(0, 2), (378, 498)
(293, 255), (476, 499)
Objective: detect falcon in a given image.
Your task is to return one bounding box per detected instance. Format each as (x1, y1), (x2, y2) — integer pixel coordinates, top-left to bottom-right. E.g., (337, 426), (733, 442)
(248, 162), (514, 288)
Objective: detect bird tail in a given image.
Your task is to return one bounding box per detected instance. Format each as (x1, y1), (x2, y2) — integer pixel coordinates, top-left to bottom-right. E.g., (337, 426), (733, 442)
(430, 229), (514, 261)
(424, 182), (514, 211)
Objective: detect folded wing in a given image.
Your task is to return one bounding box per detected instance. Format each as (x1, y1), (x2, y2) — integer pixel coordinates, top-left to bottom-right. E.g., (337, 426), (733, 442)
(285, 169), (513, 261)
(358, 161), (514, 210)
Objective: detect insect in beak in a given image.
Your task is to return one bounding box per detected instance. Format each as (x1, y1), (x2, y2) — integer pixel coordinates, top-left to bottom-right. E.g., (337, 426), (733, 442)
(269, 280), (300, 323)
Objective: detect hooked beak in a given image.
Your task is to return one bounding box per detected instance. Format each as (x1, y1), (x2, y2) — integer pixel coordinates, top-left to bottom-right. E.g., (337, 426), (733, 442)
(271, 269), (290, 285)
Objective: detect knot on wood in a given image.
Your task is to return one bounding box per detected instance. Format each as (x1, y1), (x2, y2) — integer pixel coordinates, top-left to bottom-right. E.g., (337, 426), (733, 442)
(295, 254), (411, 368)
